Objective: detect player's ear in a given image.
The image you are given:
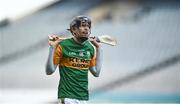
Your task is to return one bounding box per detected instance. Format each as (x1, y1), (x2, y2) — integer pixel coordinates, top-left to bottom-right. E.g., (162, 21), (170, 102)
(70, 27), (76, 36)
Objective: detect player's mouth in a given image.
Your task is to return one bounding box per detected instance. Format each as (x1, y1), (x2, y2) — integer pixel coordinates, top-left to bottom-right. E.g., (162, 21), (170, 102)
(82, 30), (90, 35)
(82, 31), (88, 34)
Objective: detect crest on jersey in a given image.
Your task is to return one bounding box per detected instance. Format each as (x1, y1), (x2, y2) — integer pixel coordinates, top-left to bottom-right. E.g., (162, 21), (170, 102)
(79, 51), (84, 57)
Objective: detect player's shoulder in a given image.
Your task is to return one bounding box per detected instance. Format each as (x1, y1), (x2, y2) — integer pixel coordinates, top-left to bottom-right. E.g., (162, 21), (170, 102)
(59, 38), (72, 45)
(86, 41), (96, 54)
(87, 41), (95, 48)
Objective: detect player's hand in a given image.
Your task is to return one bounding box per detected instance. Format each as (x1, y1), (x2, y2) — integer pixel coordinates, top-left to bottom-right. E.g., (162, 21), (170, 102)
(89, 36), (101, 48)
(48, 35), (63, 48)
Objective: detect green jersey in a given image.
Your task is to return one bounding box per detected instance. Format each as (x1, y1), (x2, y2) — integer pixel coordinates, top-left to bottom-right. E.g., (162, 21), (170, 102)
(53, 38), (96, 100)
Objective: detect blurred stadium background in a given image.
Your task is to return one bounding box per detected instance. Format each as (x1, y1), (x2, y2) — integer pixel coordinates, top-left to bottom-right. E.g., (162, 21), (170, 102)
(0, 0), (180, 103)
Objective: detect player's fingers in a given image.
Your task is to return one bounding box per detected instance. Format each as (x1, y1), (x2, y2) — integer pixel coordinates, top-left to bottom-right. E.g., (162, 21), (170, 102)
(48, 35), (52, 39)
(89, 36), (95, 39)
(89, 36), (96, 41)
(49, 35), (59, 41)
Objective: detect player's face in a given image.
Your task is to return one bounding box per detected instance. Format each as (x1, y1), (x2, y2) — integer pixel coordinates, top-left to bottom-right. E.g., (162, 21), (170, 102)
(77, 22), (90, 37)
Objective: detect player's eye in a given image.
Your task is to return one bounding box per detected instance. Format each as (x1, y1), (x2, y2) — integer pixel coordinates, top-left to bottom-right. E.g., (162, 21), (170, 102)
(81, 23), (89, 27)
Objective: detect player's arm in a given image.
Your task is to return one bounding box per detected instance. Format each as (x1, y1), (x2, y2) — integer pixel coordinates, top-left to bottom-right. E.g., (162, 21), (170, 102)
(46, 46), (58, 75)
(45, 35), (62, 75)
(89, 37), (103, 77)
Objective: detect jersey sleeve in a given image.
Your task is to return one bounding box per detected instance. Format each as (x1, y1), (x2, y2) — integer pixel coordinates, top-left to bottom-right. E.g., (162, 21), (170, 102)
(90, 47), (96, 67)
(90, 55), (96, 67)
(53, 45), (63, 65)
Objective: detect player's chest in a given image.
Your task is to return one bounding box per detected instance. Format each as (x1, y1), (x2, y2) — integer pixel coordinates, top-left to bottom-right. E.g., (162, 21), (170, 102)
(62, 47), (91, 59)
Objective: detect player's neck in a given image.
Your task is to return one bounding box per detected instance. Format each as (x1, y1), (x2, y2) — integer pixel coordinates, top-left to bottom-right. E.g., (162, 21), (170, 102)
(73, 37), (86, 45)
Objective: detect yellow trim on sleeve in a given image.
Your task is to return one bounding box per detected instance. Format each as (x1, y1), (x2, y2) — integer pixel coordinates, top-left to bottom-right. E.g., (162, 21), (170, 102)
(53, 45), (63, 65)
